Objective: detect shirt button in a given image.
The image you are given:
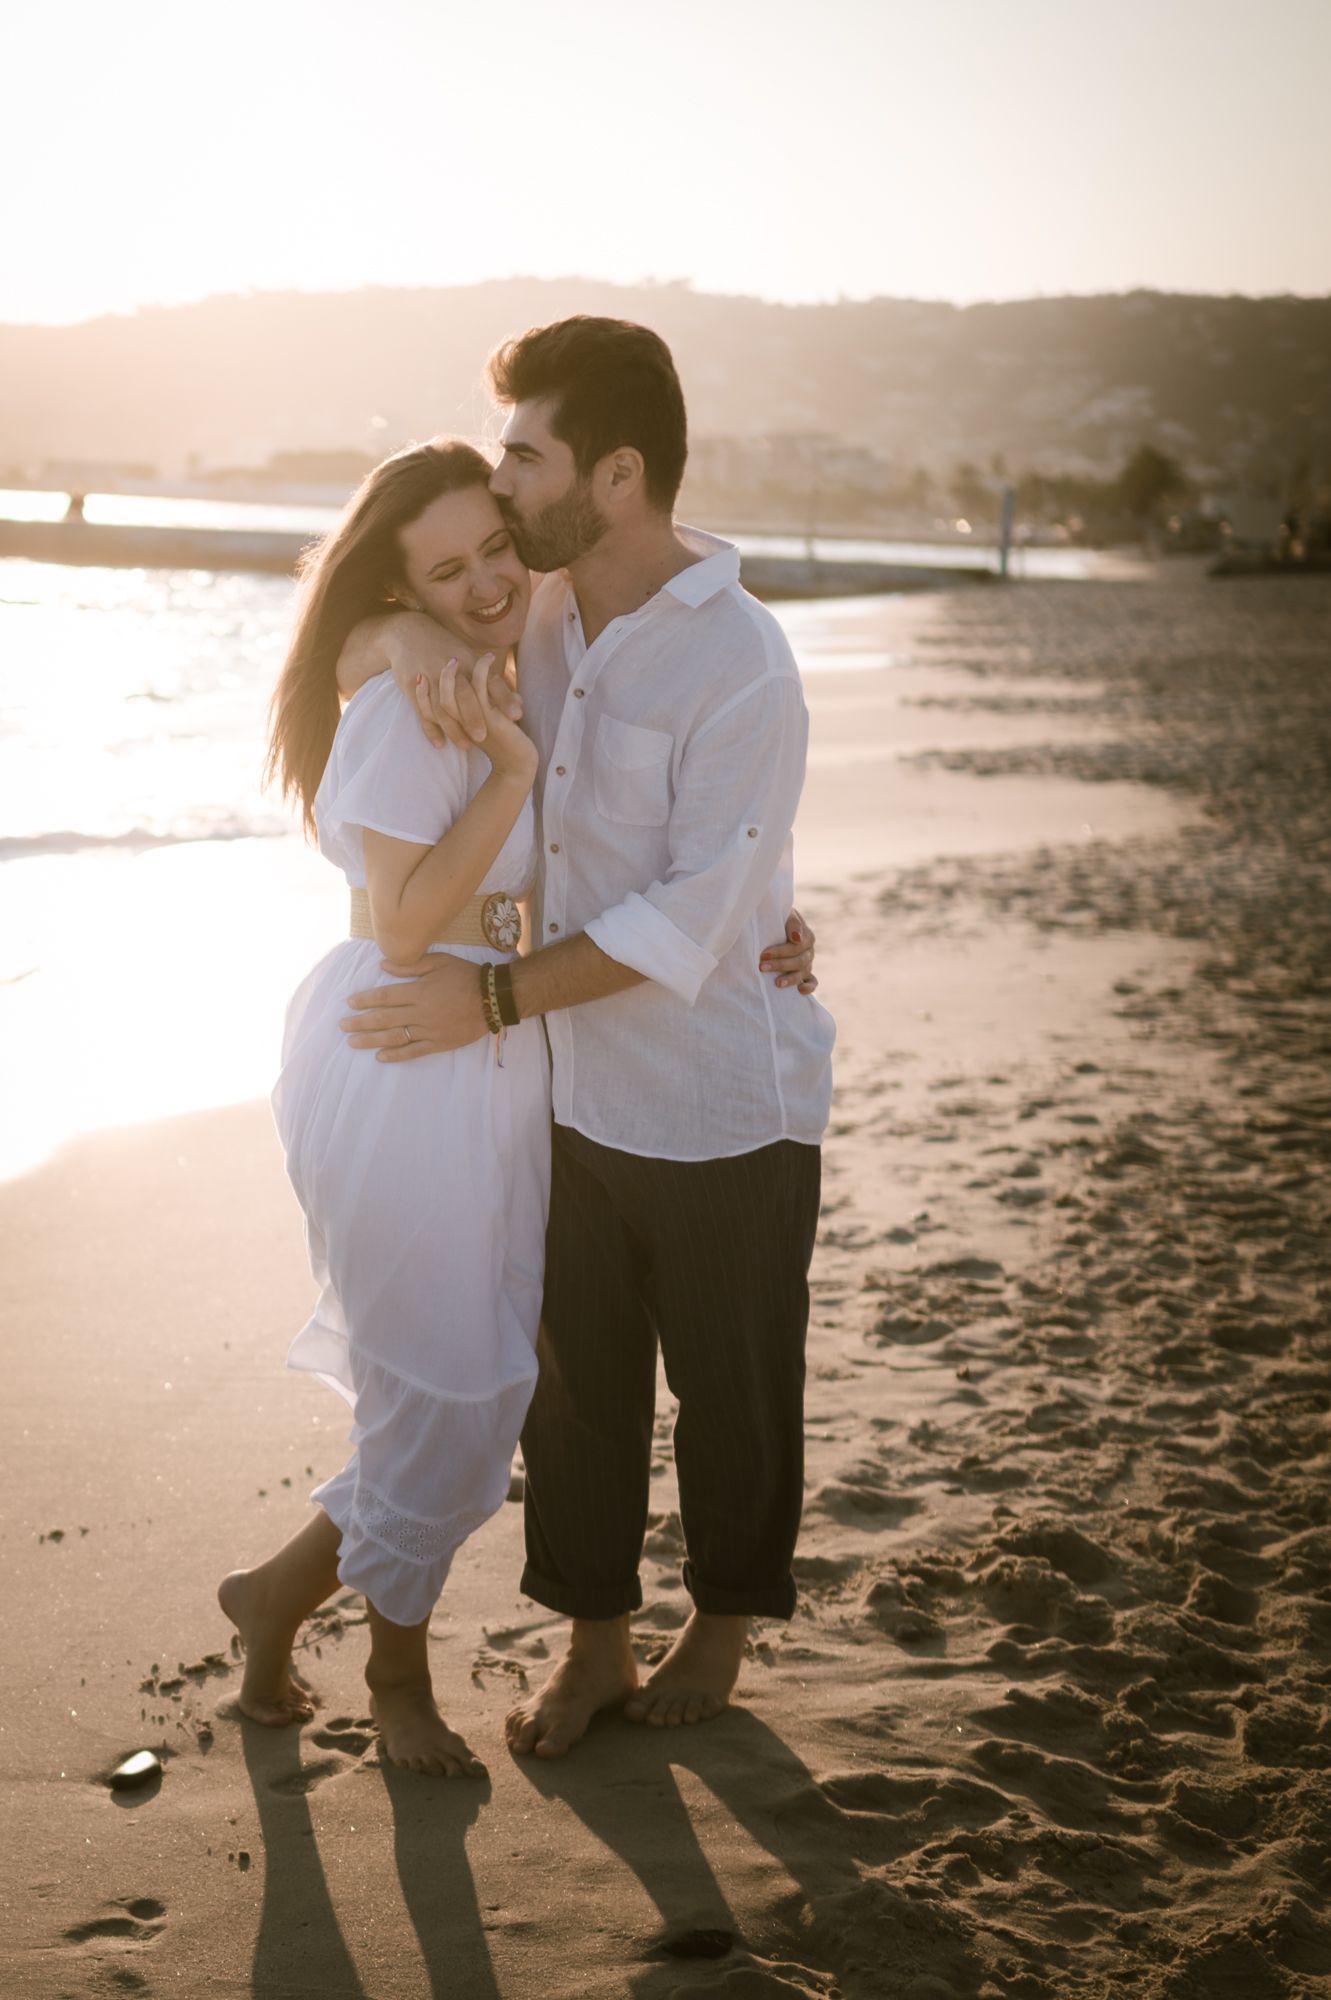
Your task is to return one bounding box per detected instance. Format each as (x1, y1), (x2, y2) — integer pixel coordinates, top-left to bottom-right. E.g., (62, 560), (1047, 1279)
(573, 688), (585, 699)
(747, 827), (759, 838)
(549, 842), (560, 854)
(555, 765), (567, 777)
(567, 611), (575, 623)
(548, 922), (560, 934)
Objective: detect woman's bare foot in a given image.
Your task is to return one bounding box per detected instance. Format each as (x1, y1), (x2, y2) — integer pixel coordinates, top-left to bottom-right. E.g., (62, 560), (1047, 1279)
(217, 1569), (316, 1726)
(369, 1681), (486, 1778)
(505, 1617), (639, 1760)
(623, 1611), (747, 1728)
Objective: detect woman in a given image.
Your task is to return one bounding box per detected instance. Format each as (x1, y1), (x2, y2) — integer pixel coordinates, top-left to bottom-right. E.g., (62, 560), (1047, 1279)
(219, 439), (814, 1778)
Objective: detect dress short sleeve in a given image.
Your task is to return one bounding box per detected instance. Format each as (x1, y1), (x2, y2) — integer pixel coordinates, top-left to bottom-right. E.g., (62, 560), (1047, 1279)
(314, 675), (471, 876)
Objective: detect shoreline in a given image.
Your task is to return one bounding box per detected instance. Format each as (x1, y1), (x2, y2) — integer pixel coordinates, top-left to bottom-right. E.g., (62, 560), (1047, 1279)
(0, 593), (1186, 1184)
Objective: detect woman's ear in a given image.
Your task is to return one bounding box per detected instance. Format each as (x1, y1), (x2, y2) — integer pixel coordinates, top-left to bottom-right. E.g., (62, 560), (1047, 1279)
(384, 588), (422, 612)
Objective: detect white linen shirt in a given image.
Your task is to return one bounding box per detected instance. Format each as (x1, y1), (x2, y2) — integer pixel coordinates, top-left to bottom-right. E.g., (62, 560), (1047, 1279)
(520, 525), (836, 1161)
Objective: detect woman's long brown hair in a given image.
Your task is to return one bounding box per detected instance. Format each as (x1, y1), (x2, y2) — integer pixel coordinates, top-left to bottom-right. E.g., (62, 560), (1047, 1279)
(266, 437), (494, 834)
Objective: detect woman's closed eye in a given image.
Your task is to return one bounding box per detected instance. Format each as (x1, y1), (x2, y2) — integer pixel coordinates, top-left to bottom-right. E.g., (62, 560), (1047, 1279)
(428, 534), (512, 585)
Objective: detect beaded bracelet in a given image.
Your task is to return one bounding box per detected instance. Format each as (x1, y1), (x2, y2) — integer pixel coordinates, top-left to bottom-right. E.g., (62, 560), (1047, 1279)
(478, 962), (504, 1037)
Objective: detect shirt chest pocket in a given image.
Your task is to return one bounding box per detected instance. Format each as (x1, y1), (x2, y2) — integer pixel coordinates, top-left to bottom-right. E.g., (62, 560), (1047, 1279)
(592, 714), (674, 828)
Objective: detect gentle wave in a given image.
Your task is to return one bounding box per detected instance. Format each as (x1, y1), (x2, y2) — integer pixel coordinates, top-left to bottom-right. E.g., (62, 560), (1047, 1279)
(0, 821), (288, 861)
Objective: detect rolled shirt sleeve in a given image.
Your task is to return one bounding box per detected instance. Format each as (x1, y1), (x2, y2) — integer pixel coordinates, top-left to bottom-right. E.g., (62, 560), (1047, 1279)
(585, 676), (808, 1005)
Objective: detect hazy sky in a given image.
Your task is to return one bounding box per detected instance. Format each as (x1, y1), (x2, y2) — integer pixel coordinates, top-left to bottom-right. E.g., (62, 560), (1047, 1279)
(4, 0), (1327, 323)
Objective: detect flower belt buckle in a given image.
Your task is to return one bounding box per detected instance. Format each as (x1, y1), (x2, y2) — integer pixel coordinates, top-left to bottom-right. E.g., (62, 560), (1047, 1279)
(481, 892), (522, 952)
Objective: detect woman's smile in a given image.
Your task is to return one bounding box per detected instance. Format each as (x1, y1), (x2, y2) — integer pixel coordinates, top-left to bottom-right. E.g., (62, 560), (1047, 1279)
(468, 588), (517, 626)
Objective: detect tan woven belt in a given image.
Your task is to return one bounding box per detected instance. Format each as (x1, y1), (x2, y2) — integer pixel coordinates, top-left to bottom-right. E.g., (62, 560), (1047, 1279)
(349, 886), (523, 951)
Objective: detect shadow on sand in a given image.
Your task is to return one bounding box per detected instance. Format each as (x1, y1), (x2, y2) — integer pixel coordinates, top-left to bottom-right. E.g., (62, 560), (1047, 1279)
(239, 1716), (500, 1999)
(237, 1703), (867, 1995)
(509, 1705), (860, 1993)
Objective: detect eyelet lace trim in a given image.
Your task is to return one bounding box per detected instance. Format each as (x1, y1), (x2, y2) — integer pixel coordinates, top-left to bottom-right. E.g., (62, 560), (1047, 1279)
(349, 1482), (485, 1567)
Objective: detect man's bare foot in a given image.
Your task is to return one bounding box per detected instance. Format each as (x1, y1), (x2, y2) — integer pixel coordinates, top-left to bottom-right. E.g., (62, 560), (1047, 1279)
(369, 1681), (486, 1778)
(217, 1569), (316, 1726)
(505, 1618), (639, 1760)
(624, 1611), (747, 1728)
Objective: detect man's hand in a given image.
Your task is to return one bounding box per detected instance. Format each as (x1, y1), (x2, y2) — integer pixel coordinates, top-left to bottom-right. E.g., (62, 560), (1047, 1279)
(759, 909), (818, 994)
(341, 953), (489, 1061)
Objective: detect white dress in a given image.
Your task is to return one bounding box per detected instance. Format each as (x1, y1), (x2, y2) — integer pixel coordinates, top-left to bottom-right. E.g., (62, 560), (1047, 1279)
(272, 675), (551, 1626)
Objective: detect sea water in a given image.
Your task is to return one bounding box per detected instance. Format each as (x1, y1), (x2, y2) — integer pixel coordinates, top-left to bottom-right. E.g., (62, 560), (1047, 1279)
(0, 539), (1142, 1180)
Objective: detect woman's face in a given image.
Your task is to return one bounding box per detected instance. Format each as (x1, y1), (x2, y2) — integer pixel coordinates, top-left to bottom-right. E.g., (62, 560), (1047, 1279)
(396, 483), (530, 653)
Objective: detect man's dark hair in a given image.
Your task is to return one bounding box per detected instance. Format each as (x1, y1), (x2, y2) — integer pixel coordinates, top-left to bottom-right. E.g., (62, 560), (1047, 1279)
(488, 316), (688, 511)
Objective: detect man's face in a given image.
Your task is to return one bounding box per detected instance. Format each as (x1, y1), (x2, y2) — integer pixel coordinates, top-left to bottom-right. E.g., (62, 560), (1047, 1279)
(490, 398), (609, 572)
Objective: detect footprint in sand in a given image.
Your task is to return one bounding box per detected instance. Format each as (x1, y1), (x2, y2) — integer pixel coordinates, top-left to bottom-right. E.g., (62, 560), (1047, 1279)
(869, 1308), (956, 1346)
(263, 1716), (378, 1793)
(780, 1769), (1009, 1875)
(860, 1576), (944, 1646)
(971, 1737), (1120, 1826)
(654, 1940), (838, 1997)
(266, 1753), (363, 1796)
(308, 1714), (377, 1758)
(712, 1962), (838, 1997)
(792, 1552), (862, 1587)
(815, 1473), (924, 1529)
(61, 1897), (166, 1983)
(975, 1554), (1116, 1643)
(989, 1519), (1115, 1586)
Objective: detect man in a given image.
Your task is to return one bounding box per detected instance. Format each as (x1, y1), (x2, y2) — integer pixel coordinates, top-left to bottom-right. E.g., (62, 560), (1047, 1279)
(340, 318), (834, 1758)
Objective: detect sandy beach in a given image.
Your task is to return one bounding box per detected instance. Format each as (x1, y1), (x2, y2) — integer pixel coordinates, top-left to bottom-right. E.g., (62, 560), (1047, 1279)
(5, 568), (1330, 1999)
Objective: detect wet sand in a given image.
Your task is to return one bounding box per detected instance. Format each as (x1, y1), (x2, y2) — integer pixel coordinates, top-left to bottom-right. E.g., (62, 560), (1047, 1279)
(4, 570), (1330, 1998)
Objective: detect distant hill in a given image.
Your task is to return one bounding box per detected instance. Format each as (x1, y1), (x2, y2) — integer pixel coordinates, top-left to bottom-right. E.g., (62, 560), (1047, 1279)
(2, 279), (1328, 487)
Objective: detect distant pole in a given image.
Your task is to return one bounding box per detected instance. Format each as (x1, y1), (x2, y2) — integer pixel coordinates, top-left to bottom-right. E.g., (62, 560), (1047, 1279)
(998, 484), (1016, 578)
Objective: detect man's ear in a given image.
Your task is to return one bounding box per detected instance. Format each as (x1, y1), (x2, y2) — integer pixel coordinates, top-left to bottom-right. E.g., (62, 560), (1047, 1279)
(601, 446), (645, 501)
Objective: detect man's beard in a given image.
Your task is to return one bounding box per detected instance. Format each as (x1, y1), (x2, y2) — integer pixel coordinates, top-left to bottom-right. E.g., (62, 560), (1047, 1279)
(502, 477), (608, 572)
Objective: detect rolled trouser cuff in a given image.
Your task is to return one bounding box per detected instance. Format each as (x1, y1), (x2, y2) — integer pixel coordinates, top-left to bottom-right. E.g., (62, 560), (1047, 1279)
(683, 1560), (797, 1621)
(519, 1561), (643, 1621)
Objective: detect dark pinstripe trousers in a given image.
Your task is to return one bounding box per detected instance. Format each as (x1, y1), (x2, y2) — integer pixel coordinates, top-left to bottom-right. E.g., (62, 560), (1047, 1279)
(519, 1123), (821, 1621)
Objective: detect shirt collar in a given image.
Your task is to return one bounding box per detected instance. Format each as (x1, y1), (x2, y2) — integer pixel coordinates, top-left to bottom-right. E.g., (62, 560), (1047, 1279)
(660, 524), (741, 608)
(544, 523), (739, 620)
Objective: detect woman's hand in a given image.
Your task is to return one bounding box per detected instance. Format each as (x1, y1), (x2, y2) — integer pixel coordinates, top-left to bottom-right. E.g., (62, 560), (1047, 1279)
(759, 909), (818, 993)
(452, 654), (537, 784)
(409, 639), (523, 752)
